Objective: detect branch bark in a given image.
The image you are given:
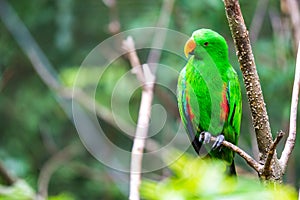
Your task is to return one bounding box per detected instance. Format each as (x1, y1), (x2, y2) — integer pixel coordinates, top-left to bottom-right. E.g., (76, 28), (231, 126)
(263, 131), (285, 177)
(123, 34), (155, 200)
(127, 0), (174, 199)
(129, 65), (155, 200)
(223, 0), (282, 180)
(210, 136), (263, 173)
(279, 41), (300, 171)
(122, 37), (145, 84)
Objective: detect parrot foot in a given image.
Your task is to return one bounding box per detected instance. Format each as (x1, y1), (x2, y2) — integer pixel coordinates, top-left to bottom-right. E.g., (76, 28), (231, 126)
(212, 135), (225, 151)
(199, 132), (224, 151)
(199, 131), (211, 144)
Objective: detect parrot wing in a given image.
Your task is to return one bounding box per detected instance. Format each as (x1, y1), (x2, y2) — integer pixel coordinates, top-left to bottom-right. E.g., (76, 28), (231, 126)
(177, 67), (202, 153)
(225, 67), (242, 145)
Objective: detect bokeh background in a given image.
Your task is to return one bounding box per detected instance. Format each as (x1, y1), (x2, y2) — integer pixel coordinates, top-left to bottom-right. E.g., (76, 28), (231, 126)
(0, 0), (299, 199)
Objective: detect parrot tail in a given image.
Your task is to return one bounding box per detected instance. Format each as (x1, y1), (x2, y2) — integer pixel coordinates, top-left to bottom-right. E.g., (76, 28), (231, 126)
(229, 160), (237, 176)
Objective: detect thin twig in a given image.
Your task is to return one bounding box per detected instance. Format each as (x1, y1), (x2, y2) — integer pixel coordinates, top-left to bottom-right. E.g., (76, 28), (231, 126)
(280, 41), (300, 171)
(210, 136), (263, 173)
(122, 37), (145, 84)
(129, 64), (155, 200)
(263, 131), (285, 176)
(37, 143), (80, 200)
(128, 0), (174, 199)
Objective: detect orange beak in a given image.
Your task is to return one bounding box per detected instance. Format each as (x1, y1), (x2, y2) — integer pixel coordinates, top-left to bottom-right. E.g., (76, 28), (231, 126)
(184, 37), (196, 58)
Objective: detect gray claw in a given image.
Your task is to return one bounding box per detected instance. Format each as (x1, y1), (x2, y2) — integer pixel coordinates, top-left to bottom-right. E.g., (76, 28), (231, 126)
(212, 135), (225, 150)
(199, 131), (211, 144)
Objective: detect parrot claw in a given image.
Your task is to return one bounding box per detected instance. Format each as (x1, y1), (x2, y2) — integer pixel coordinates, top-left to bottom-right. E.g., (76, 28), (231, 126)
(199, 131), (211, 144)
(212, 135), (225, 150)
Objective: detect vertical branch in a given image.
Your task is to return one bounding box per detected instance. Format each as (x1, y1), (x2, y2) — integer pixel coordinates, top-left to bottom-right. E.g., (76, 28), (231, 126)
(223, 0), (273, 163)
(280, 41), (300, 171)
(249, 0), (269, 43)
(123, 37), (150, 200)
(281, 0), (300, 52)
(127, 0), (174, 199)
(37, 144), (79, 200)
(129, 65), (155, 200)
(147, 0), (175, 70)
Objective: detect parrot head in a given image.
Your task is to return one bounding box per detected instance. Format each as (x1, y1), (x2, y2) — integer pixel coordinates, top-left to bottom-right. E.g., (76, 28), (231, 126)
(184, 29), (229, 61)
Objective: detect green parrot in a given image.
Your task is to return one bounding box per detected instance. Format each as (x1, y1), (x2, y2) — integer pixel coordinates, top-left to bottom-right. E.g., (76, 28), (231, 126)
(177, 29), (242, 175)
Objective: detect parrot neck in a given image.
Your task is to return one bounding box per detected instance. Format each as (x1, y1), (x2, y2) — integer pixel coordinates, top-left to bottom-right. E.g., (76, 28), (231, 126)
(188, 56), (230, 80)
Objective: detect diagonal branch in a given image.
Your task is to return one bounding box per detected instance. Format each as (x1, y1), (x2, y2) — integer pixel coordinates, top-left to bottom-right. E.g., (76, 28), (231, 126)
(122, 37), (145, 84)
(37, 143), (80, 200)
(279, 41), (300, 171)
(210, 136), (263, 173)
(0, 0), (136, 135)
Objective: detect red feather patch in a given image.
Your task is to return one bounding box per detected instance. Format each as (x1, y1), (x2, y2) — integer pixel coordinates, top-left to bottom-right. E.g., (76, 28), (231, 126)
(186, 95), (195, 120)
(220, 84), (229, 121)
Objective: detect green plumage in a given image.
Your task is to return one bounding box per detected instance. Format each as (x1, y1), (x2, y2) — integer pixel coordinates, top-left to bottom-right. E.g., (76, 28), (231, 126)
(177, 29), (242, 173)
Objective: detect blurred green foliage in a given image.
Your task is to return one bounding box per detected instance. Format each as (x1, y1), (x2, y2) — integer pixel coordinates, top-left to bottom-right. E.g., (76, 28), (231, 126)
(0, 0), (299, 199)
(141, 153), (297, 200)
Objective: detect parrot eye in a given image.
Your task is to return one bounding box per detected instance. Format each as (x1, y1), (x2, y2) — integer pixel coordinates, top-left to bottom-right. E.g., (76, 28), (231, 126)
(204, 42), (209, 46)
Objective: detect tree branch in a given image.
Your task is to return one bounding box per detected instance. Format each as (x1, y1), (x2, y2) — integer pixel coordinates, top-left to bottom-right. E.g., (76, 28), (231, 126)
(37, 143), (80, 200)
(281, 0), (300, 53)
(129, 64), (155, 200)
(127, 1), (174, 199)
(122, 37), (145, 84)
(279, 41), (300, 171)
(263, 131), (285, 176)
(210, 136), (263, 173)
(223, 0), (273, 162)
(223, 0), (284, 181)
(0, 0), (60, 90)
(0, 0), (136, 136)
